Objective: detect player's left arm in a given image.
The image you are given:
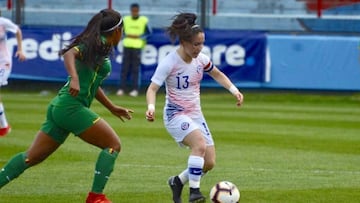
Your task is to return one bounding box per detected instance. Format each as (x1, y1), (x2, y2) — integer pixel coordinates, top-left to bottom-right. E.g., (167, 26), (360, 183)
(15, 28), (26, 61)
(208, 66), (244, 107)
(95, 87), (133, 121)
(142, 21), (152, 39)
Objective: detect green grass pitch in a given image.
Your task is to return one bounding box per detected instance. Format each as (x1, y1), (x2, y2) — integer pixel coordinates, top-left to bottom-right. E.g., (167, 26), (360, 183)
(0, 89), (359, 202)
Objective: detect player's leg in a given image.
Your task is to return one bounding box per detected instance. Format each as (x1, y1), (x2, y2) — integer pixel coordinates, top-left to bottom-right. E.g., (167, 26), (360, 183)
(202, 118), (216, 173)
(175, 145), (214, 178)
(117, 47), (132, 96)
(203, 145), (216, 173)
(166, 115), (206, 203)
(168, 129), (206, 203)
(0, 93), (10, 136)
(0, 65), (12, 136)
(78, 119), (120, 203)
(181, 117), (216, 179)
(182, 129), (207, 202)
(0, 131), (61, 188)
(174, 143), (215, 184)
(129, 49), (141, 96)
(52, 105), (120, 201)
(25, 131), (62, 166)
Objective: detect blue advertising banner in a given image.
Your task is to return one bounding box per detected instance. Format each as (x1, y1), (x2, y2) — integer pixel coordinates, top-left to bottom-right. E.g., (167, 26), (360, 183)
(267, 35), (360, 90)
(8, 26), (267, 86)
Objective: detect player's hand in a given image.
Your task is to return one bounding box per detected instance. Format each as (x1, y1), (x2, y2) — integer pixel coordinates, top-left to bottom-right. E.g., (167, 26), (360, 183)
(111, 106), (134, 122)
(15, 51), (26, 61)
(235, 92), (244, 107)
(69, 77), (80, 97)
(145, 109), (155, 122)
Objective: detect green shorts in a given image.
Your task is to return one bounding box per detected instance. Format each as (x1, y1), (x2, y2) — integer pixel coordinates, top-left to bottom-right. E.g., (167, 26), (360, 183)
(40, 104), (101, 144)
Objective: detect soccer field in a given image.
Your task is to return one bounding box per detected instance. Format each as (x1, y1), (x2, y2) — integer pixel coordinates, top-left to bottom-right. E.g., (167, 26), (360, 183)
(0, 90), (359, 203)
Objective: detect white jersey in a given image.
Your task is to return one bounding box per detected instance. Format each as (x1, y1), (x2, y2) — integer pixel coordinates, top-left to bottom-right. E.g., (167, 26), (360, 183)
(151, 50), (214, 121)
(0, 17), (18, 66)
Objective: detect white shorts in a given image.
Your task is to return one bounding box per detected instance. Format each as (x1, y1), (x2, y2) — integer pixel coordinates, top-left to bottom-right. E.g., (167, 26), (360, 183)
(0, 64), (12, 86)
(164, 114), (214, 146)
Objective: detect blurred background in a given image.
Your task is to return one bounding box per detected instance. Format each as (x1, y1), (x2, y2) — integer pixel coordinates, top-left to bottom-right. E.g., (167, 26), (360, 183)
(1, 0), (360, 92)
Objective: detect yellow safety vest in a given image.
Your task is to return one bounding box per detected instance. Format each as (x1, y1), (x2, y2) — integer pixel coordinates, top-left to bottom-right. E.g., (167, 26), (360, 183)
(123, 16), (148, 49)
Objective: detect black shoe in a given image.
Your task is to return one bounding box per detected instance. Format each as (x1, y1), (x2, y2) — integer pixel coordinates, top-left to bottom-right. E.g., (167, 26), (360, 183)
(189, 188), (206, 203)
(168, 176), (184, 203)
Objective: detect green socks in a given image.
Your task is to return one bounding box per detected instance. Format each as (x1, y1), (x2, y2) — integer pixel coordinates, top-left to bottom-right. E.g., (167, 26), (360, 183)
(1, 149), (118, 192)
(0, 149), (118, 192)
(0, 152), (29, 188)
(91, 148), (119, 193)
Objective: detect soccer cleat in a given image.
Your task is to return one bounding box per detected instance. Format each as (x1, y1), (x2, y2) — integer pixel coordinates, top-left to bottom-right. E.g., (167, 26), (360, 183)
(0, 125), (11, 137)
(129, 90), (138, 97)
(116, 89), (124, 96)
(86, 192), (112, 203)
(189, 188), (206, 203)
(168, 176), (184, 203)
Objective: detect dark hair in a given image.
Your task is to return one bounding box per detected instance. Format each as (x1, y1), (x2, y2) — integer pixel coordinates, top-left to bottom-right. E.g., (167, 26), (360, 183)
(60, 9), (122, 68)
(130, 3), (139, 9)
(166, 12), (203, 44)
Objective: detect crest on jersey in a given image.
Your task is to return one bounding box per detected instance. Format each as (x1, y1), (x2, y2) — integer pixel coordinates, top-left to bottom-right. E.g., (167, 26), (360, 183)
(197, 65), (202, 74)
(181, 122), (190, 130)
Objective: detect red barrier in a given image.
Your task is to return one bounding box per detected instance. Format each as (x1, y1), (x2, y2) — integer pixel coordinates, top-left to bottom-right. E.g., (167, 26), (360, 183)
(302, 0), (360, 11)
(212, 0), (217, 15)
(108, 0), (112, 9)
(7, 0), (11, 10)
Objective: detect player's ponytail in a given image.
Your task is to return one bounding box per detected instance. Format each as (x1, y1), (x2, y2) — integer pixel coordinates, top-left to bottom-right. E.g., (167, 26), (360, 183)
(60, 9), (122, 68)
(80, 12), (105, 66)
(167, 12), (203, 44)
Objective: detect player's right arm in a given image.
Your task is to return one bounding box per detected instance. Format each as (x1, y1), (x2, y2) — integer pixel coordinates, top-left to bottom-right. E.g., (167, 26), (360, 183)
(146, 82), (160, 122)
(146, 52), (172, 121)
(63, 47), (80, 97)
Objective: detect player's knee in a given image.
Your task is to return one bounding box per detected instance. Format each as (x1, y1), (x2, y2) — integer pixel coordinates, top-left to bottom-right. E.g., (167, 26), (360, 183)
(110, 141), (121, 152)
(108, 143), (121, 152)
(25, 155), (46, 166)
(192, 143), (206, 156)
(25, 159), (36, 166)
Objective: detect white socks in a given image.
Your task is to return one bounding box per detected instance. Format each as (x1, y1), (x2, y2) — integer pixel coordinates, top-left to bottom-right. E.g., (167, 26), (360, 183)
(187, 155), (204, 189)
(0, 103), (8, 128)
(178, 169), (189, 184)
(178, 167), (209, 185)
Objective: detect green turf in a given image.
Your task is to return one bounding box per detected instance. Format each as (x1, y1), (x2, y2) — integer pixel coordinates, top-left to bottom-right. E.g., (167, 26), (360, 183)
(0, 90), (359, 203)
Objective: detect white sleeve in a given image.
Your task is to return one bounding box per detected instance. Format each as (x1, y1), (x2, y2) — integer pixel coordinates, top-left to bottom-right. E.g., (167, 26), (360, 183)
(0, 17), (18, 34)
(199, 53), (214, 72)
(151, 56), (171, 86)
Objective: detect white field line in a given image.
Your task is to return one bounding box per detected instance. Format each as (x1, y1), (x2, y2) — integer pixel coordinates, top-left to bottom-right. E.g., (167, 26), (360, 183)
(119, 163), (360, 175)
(0, 159), (358, 175)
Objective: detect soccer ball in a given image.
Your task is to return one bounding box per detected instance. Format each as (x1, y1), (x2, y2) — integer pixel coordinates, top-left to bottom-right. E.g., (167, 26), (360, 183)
(209, 181), (240, 203)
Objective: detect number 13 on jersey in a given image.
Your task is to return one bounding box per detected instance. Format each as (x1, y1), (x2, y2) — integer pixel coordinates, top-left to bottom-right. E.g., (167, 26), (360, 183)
(176, 75), (189, 89)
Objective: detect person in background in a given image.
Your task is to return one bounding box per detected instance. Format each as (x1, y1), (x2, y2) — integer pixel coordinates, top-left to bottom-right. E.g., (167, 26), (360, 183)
(116, 3), (151, 97)
(0, 15), (26, 136)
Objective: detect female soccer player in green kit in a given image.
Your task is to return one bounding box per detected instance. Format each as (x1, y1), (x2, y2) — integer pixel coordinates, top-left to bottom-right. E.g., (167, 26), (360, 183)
(0, 9), (132, 203)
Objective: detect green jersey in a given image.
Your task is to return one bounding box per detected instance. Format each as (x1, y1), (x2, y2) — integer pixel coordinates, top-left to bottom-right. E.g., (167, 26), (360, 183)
(51, 45), (111, 108)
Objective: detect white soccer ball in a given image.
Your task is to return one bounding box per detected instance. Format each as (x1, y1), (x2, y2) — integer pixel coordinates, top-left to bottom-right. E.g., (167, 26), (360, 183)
(210, 181), (240, 203)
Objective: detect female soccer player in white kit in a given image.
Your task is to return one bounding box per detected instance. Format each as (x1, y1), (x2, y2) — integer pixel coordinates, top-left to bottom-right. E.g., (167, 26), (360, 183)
(0, 16), (26, 136)
(145, 13), (243, 203)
